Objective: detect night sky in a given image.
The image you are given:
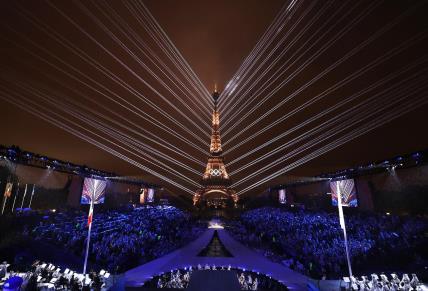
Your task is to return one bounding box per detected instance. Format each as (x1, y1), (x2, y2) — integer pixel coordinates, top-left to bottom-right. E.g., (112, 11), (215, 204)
(1, 0), (428, 199)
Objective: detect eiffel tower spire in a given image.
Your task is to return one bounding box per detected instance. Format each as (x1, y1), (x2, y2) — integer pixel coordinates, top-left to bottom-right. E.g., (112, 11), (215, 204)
(210, 90), (223, 155)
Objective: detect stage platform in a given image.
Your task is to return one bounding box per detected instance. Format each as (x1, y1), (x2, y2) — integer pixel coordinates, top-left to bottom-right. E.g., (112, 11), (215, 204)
(187, 270), (241, 291)
(125, 228), (309, 290)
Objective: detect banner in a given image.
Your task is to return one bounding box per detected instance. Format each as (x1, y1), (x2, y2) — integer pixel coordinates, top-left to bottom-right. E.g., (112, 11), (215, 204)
(330, 179), (358, 207)
(81, 178), (107, 205)
(147, 188), (155, 203)
(139, 188), (147, 204)
(278, 189), (286, 204)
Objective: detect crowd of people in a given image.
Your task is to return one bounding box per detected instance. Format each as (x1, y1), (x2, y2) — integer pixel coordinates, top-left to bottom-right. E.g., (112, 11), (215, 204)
(236, 269), (289, 291)
(228, 207), (428, 280)
(0, 260), (111, 290)
(143, 265), (289, 290)
(29, 206), (204, 273)
(347, 273), (421, 290)
(150, 269), (191, 289)
(2, 202), (427, 287)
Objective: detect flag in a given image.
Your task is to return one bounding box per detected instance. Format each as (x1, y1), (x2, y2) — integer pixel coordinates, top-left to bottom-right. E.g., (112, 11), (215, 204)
(87, 202), (94, 227)
(83, 189), (95, 274)
(87, 213), (93, 227)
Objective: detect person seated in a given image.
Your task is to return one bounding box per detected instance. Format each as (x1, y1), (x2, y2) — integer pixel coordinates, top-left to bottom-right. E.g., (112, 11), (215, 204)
(238, 273), (245, 285)
(24, 274), (38, 291)
(157, 277), (163, 288)
(252, 277), (258, 290)
(410, 274), (419, 288)
(56, 275), (68, 289)
(91, 274), (103, 290)
(247, 274), (253, 285)
(0, 264), (6, 279)
(70, 276), (80, 291)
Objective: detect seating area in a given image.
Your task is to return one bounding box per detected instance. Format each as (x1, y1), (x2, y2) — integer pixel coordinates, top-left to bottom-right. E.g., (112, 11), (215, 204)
(29, 206), (204, 272)
(0, 260), (112, 290)
(2, 204), (427, 290)
(344, 273), (421, 290)
(228, 207), (428, 280)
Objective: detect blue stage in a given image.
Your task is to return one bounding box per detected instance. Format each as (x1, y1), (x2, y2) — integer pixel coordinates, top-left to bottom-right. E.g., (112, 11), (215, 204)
(125, 228), (309, 290)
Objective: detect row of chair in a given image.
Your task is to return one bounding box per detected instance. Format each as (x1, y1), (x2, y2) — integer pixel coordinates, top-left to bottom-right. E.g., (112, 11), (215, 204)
(343, 273), (421, 290)
(1, 261), (112, 290)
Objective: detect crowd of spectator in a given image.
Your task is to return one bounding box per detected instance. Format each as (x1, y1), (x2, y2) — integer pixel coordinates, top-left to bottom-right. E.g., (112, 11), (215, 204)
(0, 260), (112, 290)
(29, 206), (204, 273)
(2, 203), (427, 287)
(228, 207), (428, 280)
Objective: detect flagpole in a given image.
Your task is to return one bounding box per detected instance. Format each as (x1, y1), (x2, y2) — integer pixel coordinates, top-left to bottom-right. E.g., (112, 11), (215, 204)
(83, 190), (95, 275)
(20, 184), (28, 211)
(11, 182), (19, 213)
(336, 181), (353, 277)
(28, 185), (35, 209)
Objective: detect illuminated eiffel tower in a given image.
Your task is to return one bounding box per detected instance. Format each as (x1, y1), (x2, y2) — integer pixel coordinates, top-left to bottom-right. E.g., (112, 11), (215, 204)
(193, 88), (238, 208)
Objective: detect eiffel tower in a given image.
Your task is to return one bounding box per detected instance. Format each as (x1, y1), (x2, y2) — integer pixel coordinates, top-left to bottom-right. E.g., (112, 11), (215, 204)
(193, 88), (238, 208)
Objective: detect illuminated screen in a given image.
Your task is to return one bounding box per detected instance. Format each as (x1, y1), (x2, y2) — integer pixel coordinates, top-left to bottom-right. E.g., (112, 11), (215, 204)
(330, 179), (358, 207)
(278, 189), (286, 204)
(4, 182), (13, 197)
(139, 188), (147, 204)
(147, 188), (155, 203)
(80, 178), (107, 204)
